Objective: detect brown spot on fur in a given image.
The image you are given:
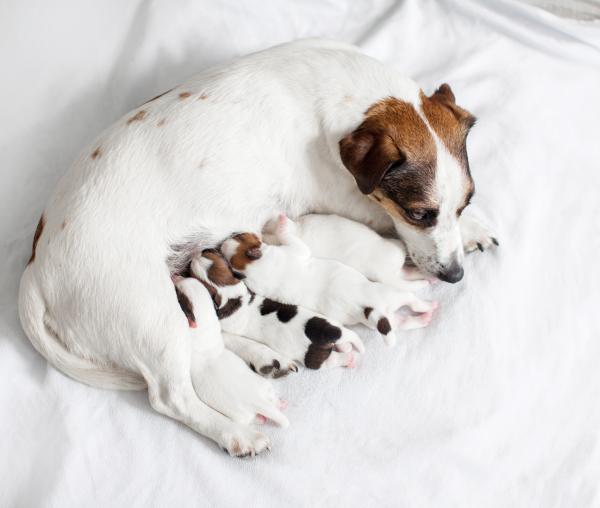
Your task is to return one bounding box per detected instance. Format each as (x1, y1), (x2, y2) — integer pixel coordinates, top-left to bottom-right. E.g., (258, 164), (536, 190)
(216, 297), (242, 320)
(198, 279), (222, 309)
(179, 91), (192, 99)
(198, 93), (208, 100)
(201, 250), (239, 286)
(91, 147), (101, 159)
(364, 307), (373, 319)
(304, 317), (342, 344)
(157, 118), (166, 127)
(229, 233), (263, 271)
(377, 317), (392, 335)
(127, 110), (147, 124)
(28, 215), (45, 265)
(305, 343), (334, 370)
(260, 298), (298, 323)
(175, 286), (196, 327)
(420, 85), (475, 169)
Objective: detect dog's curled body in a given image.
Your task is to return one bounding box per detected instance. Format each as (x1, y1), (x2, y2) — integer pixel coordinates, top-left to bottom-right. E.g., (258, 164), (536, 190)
(18, 38), (492, 454)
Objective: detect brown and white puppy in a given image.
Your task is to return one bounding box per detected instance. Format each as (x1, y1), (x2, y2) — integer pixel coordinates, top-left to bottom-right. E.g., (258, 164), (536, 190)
(190, 249), (365, 371)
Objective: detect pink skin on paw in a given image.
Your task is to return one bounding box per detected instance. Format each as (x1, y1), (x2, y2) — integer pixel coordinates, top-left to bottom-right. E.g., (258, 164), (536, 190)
(345, 352), (356, 369)
(255, 414), (267, 425)
(278, 399), (288, 411)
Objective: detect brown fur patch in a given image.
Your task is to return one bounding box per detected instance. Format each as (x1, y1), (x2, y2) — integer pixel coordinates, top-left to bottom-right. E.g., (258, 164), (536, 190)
(201, 249), (239, 286)
(157, 118), (166, 127)
(216, 297), (242, 320)
(420, 86), (475, 169)
(304, 343), (334, 370)
(364, 307), (373, 319)
(127, 110), (147, 124)
(198, 93), (208, 100)
(91, 147), (101, 160)
(178, 91), (192, 99)
(28, 214), (45, 265)
(377, 317), (392, 335)
(198, 279), (222, 308)
(175, 286), (196, 327)
(229, 233), (263, 271)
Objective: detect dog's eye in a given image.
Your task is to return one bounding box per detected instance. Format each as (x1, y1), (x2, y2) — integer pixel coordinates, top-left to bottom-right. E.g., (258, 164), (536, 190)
(407, 209), (427, 221)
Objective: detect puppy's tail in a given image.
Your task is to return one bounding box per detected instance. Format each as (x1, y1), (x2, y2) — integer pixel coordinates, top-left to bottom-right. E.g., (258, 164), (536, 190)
(18, 267), (146, 391)
(362, 306), (397, 346)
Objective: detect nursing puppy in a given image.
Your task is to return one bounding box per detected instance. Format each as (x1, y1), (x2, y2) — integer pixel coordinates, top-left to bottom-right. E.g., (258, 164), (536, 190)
(191, 249), (364, 371)
(221, 218), (437, 347)
(263, 213), (429, 290)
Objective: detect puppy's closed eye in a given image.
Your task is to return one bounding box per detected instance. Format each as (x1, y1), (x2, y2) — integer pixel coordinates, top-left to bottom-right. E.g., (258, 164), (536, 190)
(246, 247), (262, 260)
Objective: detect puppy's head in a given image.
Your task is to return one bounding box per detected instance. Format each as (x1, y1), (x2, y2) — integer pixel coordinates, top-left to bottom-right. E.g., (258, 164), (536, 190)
(220, 233), (263, 271)
(339, 84), (475, 283)
(190, 249), (246, 308)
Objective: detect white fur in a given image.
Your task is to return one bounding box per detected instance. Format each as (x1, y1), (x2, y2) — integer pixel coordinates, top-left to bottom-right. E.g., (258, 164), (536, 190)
(18, 38), (493, 454)
(264, 213), (429, 291)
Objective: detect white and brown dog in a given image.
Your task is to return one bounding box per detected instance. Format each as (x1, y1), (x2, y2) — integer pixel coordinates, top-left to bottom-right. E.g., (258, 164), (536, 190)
(18, 39), (496, 456)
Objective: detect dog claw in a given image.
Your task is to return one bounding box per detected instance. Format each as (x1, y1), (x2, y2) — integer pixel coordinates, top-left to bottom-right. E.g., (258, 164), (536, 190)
(477, 242), (484, 252)
(491, 237), (499, 246)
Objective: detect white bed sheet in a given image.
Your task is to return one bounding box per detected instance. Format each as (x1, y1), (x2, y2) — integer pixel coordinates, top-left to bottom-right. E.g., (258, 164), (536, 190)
(1, 1), (599, 506)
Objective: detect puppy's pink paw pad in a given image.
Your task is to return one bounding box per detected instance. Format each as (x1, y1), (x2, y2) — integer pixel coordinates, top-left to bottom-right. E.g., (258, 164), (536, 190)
(345, 352), (356, 369)
(255, 414), (267, 424)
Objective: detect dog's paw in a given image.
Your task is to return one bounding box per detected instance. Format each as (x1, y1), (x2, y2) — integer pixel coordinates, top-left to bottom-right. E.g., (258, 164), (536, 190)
(460, 215), (499, 253)
(220, 427), (271, 458)
(254, 357), (298, 379)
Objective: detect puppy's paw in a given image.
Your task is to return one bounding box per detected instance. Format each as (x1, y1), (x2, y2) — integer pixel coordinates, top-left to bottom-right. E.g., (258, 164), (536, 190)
(460, 215), (499, 253)
(255, 357), (298, 379)
(220, 427), (271, 458)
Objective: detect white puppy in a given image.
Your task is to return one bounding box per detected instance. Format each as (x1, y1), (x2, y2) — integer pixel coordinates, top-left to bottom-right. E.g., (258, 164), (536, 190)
(221, 216), (437, 347)
(190, 249), (364, 371)
(263, 213), (430, 290)
(174, 276), (289, 438)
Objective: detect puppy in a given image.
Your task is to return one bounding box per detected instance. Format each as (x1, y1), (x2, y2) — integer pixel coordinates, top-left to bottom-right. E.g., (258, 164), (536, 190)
(263, 213), (430, 290)
(221, 217), (437, 347)
(191, 249), (364, 370)
(174, 276), (289, 434)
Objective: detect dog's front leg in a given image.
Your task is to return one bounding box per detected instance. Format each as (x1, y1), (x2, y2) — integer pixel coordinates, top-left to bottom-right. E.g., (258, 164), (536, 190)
(459, 213), (499, 253)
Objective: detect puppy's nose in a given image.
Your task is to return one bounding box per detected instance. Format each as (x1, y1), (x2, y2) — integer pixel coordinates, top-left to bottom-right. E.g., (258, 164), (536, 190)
(436, 261), (464, 283)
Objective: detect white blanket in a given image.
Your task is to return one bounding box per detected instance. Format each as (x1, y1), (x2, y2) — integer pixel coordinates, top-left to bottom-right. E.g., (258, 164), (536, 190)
(1, 1), (599, 506)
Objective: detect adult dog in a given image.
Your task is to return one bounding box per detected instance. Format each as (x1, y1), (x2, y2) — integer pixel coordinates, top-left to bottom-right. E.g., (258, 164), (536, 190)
(18, 39), (496, 456)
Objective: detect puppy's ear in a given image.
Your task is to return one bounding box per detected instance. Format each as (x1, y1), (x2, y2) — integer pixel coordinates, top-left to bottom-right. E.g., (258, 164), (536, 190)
(245, 247), (262, 260)
(175, 286), (197, 328)
(430, 83), (476, 130)
(339, 128), (402, 195)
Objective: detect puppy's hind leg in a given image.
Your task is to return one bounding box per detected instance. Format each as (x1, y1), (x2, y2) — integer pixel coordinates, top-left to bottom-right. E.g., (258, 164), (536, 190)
(223, 332), (298, 379)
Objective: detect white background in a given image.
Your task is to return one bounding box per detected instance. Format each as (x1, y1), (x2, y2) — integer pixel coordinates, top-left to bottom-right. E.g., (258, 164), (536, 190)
(1, 1), (599, 506)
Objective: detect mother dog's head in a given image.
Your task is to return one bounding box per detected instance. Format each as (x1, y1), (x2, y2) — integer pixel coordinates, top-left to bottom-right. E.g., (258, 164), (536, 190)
(339, 84), (476, 283)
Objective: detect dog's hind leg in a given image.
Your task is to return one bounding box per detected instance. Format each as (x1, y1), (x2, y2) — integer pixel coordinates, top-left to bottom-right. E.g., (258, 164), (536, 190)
(143, 342), (272, 457)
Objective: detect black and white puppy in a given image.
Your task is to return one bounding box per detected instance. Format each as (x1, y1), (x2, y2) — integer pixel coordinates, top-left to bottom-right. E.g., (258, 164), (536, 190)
(191, 249), (364, 371)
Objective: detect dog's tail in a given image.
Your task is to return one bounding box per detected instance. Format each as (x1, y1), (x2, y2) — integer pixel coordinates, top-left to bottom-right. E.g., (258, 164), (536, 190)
(18, 267), (146, 391)
(362, 306), (397, 346)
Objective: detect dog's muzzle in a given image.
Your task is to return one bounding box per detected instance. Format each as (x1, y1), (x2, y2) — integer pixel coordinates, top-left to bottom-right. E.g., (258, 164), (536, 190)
(436, 260), (464, 283)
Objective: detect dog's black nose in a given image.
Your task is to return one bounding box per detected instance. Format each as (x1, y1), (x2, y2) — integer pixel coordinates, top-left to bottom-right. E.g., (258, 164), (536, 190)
(437, 262), (464, 283)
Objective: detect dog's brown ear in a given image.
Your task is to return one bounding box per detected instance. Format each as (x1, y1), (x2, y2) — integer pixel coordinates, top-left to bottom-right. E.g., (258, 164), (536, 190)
(430, 83), (476, 130)
(339, 129), (402, 195)
(245, 247), (262, 260)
